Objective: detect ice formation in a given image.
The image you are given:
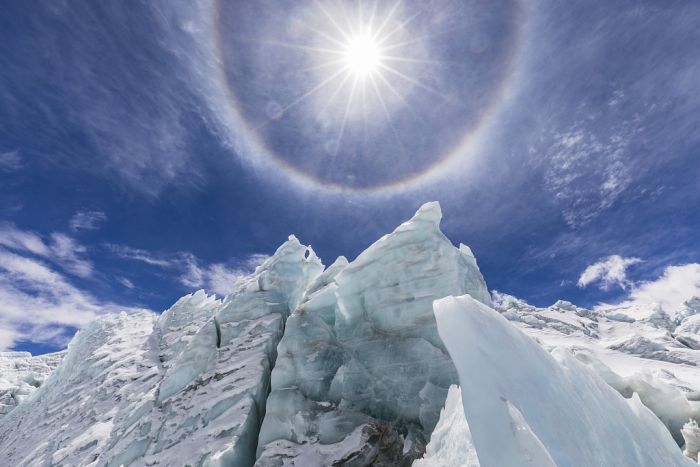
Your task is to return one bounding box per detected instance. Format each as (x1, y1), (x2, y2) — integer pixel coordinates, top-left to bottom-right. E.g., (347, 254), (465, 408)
(257, 202), (491, 465)
(0, 351), (63, 418)
(492, 290), (700, 448)
(433, 294), (696, 466)
(413, 385), (479, 467)
(0, 202), (699, 466)
(0, 236), (322, 466)
(683, 419), (700, 461)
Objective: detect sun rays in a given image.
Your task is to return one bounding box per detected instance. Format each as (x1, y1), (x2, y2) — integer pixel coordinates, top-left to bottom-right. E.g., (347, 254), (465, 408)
(254, 0), (449, 152)
(216, 0), (524, 190)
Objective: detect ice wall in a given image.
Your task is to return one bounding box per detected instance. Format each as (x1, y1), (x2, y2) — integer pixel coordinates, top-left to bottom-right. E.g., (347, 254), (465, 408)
(434, 294), (695, 467)
(0, 311), (160, 465)
(0, 236), (322, 466)
(5, 201), (694, 466)
(257, 202), (492, 465)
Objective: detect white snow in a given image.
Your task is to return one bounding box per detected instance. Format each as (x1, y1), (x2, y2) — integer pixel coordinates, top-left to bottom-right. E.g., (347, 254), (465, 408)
(1, 201), (699, 466)
(0, 236), (322, 467)
(413, 385), (480, 467)
(683, 419), (700, 461)
(0, 350), (63, 418)
(433, 294), (695, 467)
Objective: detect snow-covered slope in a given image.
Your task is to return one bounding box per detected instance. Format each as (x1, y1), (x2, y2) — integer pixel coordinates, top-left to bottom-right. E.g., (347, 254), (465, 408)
(0, 350), (63, 418)
(0, 236), (322, 466)
(0, 202), (698, 466)
(492, 291), (700, 447)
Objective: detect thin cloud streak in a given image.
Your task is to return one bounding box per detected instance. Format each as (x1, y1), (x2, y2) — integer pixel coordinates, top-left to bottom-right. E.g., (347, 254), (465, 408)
(0, 224), (94, 278)
(107, 243), (270, 297)
(69, 210), (107, 232)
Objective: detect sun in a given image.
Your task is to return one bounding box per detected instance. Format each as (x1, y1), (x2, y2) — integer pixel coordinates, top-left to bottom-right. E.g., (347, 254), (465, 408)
(343, 32), (383, 78)
(255, 1), (444, 151)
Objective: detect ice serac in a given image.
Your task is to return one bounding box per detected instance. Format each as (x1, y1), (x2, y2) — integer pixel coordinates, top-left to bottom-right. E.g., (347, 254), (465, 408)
(413, 385), (480, 467)
(0, 311), (159, 465)
(0, 350), (63, 419)
(256, 202), (492, 465)
(434, 294), (696, 467)
(106, 235), (323, 467)
(0, 236), (322, 467)
(492, 290), (700, 445)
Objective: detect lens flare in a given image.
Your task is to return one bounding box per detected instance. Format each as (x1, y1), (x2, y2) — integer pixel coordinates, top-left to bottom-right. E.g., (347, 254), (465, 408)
(343, 33), (382, 78)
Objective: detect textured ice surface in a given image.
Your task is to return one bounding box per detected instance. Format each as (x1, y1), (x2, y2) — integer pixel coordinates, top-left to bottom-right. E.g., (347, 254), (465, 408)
(0, 350), (63, 418)
(413, 385), (479, 467)
(683, 419), (700, 461)
(1, 202), (699, 466)
(492, 290), (700, 447)
(0, 311), (159, 465)
(434, 294), (695, 467)
(257, 202), (491, 465)
(0, 236), (322, 466)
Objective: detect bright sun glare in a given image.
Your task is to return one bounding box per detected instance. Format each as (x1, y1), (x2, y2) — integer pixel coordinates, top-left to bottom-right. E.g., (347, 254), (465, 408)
(343, 33), (382, 78)
(260, 1), (443, 151)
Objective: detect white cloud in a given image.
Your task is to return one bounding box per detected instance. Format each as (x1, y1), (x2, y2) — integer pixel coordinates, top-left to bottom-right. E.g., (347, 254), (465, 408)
(0, 249), (143, 350)
(0, 224), (50, 256)
(244, 254), (271, 271)
(105, 244), (173, 267)
(178, 253), (270, 297)
(0, 224), (93, 278)
(535, 119), (639, 228)
(179, 256), (249, 297)
(592, 263), (700, 319)
(622, 264), (700, 313)
(180, 258), (240, 296)
(0, 151), (22, 171)
(70, 210), (107, 232)
(577, 255), (641, 290)
(47, 233), (93, 278)
(108, 243), (269, 297)
(117, 277), (135, 289)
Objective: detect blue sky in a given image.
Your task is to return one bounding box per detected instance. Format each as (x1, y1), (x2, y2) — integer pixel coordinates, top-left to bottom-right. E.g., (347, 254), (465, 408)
(1, 0), (699, 354)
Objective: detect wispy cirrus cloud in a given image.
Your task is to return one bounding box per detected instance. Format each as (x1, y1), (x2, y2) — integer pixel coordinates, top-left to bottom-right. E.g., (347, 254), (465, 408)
(0, 2), (203, 198)
(0, 151), (22, 171)
(577, 255), (642, 291)
(69, 210), (107, 232)
(535, 119), (638, 229)
(107, 243), (269, 296)
(0, 224), (93, 278)
(117, 276), (135, 289)
(105, 244), (172, 267)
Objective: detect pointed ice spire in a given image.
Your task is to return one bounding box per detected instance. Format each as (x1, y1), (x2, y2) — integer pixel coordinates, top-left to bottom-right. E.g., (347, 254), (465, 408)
(412, 201), (442, 224)
(394, 201), (443, 235)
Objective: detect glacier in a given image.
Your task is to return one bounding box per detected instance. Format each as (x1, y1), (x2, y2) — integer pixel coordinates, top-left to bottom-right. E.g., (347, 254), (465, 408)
(433, 294), (696, 467)
(0, 202), (699, 466)
(0, 236), (322, 466)
(256, 201), (492, 465)
(0, 350), (63, 418)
